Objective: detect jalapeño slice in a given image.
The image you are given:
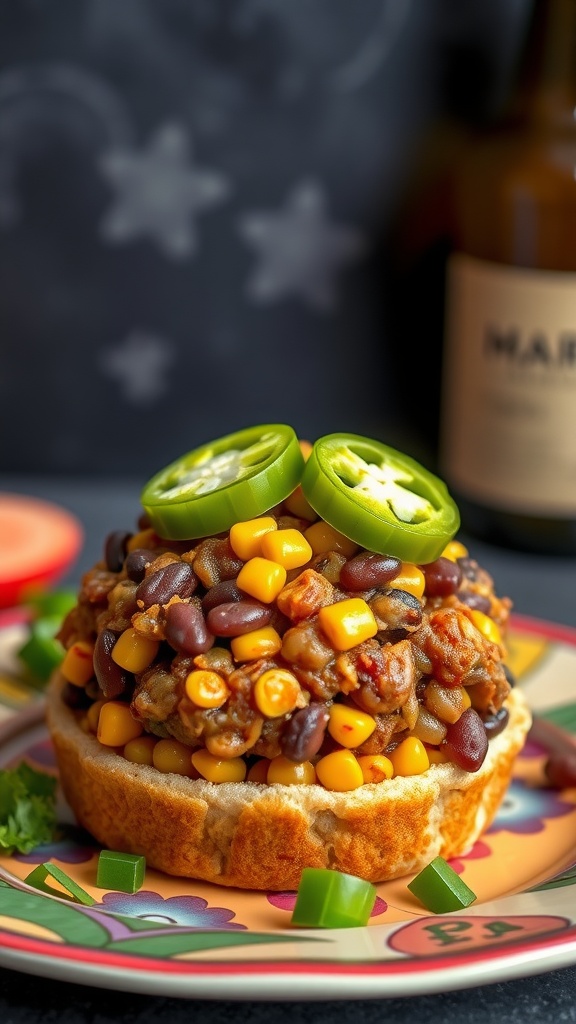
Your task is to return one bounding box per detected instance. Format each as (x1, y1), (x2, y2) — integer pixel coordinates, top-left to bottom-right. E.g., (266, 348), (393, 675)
(141, 425), (305, 540)
(301, 433), (460, 564)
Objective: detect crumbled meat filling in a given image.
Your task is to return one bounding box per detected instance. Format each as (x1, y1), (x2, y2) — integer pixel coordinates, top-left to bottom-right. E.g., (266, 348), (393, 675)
(57, 500), (514, 780)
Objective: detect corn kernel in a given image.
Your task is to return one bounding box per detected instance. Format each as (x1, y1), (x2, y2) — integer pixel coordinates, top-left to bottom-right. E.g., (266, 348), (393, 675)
(267, 755), (316, 785)
(469, 609), (502, 646)
(304, 520), (358, 558)
(185, 669), (230, 708)
(391, 562), (426, 599)
(191, 748), (247, 783)
(231, 626), (282, 662)
(97, 701), (143, 747)
(60, 640), (95, 687)
(236, 556), (287, 603)
(442, 539), (468, 562)
(315, 749), (364, 791)
(126, 528), (157, 552)
(425, 745), (449, 764)
(283, 484), (317, 521)
(153, 738), (197, 776)
(229, 516), (277, 560)
(112, 628), (159, 674)
(86, 699), (106, 733)
(328, 704), (376, 748)
(260, 529), (313, 570)
(318, 597), (378, 652)
(254, 668), (302, 718)
(388, 736), (430, 777)
(357, 754), (394, 783)
(123, 735), (157, 765)
(246, 758), (269, 783)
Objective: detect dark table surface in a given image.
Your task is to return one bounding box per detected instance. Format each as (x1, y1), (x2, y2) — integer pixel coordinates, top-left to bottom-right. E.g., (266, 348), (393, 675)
(1, 475), (576, 1022)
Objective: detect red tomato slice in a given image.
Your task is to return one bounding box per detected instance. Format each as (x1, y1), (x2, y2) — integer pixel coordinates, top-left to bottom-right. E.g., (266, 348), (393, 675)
(0, 494), (83, 608)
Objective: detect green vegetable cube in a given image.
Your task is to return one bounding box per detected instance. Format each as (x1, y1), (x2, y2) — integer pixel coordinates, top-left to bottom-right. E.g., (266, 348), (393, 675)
(25, 862), (95, 906)
(291, 868), (377, 929)
(407, 856), (477, 913)
(18, 616), (65, 682)
(97, 849), (146, 893)
(26, 590), (77, 618)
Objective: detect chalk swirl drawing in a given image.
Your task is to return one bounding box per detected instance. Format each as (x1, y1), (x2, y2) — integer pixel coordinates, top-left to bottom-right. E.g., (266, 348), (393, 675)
(0, 62), (134, 227)
(232, 0), (413, 95)
(0, 62), (231, 261)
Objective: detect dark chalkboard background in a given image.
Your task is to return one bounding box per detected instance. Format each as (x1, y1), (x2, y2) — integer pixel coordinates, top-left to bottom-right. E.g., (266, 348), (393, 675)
(0, 0), (530, 477)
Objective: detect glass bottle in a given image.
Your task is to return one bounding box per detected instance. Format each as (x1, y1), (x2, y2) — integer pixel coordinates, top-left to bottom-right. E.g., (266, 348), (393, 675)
(439, 0), (576, 554)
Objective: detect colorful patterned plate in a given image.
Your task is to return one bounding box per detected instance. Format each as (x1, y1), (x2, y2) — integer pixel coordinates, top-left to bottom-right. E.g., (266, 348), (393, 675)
(0, 614), (575, 1000)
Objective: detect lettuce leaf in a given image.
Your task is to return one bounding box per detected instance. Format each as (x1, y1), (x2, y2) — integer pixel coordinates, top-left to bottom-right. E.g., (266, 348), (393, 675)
(0, 762), (58, 854)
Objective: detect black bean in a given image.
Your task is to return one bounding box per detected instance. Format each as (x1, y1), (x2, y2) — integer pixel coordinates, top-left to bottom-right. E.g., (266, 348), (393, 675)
(125, 548), (156, 583)
(104, 530), (131, 573)
(421, 557), (463, 597)
(482, 706), (509, 738)
(504, 663), (516, 688)
(93, 628), (130, 698)
(206, 600), (273, 637)
(443, 707), (488, 772)
(457, 557), (480, 582)
(201, 579), (245, 613)
(281, 704), (330, 762)
(370, 588), (422, 631)
(136, 561), (198, 608)
(340, 552), (402, 592)
(61, 682), (92, 709)
(165, 601), (214, 655)
(456, 590), (491, 614)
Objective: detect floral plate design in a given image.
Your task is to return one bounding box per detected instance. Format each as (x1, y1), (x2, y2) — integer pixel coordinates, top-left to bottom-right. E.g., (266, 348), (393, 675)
(0, 613), (576, 1000)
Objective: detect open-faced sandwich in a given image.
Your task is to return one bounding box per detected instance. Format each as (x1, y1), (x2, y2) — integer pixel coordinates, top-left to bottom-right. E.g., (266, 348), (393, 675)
(46, 426), (532, 890)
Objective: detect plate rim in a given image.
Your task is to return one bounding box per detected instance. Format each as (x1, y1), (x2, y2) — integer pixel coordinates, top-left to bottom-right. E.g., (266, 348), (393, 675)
(1, 613), (576, 1000)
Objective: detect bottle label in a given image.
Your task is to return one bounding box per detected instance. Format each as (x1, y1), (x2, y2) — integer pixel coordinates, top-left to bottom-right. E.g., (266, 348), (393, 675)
(441, 254), (576, 515)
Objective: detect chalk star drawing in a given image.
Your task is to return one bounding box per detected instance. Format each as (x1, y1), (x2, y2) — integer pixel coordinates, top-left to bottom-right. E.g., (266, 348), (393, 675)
(99, 123), (231, 260)
(98, 331), (175, 403)
(237, 180), (366, 311)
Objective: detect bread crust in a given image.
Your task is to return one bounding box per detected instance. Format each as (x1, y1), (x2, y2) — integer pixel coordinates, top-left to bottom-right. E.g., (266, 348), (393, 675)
(45, 675), (531, 890)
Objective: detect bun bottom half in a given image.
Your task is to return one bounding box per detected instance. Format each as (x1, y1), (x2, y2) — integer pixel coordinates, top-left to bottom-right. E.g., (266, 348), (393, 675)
(45, 676), (531, 891)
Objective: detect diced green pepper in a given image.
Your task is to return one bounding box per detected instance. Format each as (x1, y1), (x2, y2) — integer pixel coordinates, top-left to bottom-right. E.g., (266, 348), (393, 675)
(96, 849), (146, 893)
(17, 616), (65, 682)
(25, 589), (77, 618)
(291, 868), (377, 928)
(25, 862), (96, 906)
(407, 856), (477, 913)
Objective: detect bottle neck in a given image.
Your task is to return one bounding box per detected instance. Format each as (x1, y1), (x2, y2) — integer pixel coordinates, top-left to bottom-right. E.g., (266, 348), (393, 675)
(515, 0), (576, 124)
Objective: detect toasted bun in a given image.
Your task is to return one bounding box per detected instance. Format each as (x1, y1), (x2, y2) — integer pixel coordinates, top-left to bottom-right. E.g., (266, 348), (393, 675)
(45, 675), (531, 890)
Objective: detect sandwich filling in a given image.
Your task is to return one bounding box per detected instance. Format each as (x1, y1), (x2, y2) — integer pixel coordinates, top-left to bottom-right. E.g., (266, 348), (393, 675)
(56, 500), (514, 791)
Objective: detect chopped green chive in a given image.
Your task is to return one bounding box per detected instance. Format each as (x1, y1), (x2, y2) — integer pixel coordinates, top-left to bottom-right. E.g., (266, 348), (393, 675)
(25, 862), (95, 906)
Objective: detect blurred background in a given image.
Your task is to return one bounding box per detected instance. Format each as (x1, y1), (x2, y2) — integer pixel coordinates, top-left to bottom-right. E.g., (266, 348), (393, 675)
(0, 0), (531, 479)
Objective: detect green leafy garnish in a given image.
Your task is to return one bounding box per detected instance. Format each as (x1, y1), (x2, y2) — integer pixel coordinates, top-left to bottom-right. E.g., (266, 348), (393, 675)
(0, 763), (58, 855)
